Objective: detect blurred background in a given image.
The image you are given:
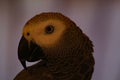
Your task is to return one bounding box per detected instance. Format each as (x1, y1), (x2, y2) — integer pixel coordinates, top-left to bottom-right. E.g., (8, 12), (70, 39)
(0, 0), (120, 80)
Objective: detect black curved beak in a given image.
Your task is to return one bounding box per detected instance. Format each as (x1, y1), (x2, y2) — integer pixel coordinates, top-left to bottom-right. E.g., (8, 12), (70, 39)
(18, 36), (45, 70)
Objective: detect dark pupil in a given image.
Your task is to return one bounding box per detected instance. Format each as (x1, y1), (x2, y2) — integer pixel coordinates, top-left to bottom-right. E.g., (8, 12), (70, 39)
(46, 25), (54, 33)
(27, 32), (30, 36)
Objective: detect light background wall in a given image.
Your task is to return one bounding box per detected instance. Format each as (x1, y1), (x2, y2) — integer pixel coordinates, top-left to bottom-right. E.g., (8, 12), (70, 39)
(0, 0), (120, 80)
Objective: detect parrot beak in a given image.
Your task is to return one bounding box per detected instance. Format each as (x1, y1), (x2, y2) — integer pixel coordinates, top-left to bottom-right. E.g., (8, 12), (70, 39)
(18, 36), (45, 70)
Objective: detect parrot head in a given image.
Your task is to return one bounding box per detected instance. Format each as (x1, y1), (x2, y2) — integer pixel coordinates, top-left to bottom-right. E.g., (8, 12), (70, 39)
(18, 12), (77, 70)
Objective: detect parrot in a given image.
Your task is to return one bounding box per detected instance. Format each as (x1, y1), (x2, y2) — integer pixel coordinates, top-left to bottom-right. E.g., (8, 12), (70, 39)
(14, 12), (95, 80)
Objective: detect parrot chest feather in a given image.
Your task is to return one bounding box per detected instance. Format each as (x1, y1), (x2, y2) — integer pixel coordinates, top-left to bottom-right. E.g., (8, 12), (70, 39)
(46, 49), (94, 80)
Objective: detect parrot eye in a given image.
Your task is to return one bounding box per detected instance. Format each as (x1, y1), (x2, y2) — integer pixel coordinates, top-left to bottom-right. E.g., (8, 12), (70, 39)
(26, 32), (30, 36)
(45, 25), (54, 34)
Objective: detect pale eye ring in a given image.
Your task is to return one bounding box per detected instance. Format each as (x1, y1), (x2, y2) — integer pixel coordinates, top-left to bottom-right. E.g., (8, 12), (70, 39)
(45, 25), (54, 34)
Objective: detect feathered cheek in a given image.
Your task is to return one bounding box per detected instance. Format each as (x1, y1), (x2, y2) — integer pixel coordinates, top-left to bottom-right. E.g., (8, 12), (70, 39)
(33, 35), (58, 48)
